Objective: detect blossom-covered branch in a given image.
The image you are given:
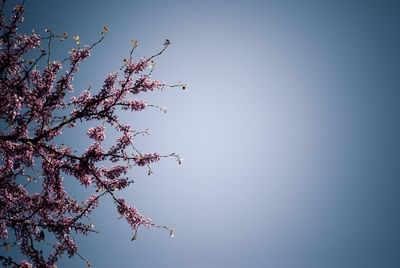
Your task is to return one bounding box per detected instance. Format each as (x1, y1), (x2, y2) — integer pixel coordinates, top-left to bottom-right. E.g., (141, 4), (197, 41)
(0, 2), (184, 267)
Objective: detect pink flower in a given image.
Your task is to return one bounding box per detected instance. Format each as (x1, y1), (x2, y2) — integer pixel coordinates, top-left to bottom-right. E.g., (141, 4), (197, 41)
(87, 125), (106, 141)
(133, 153), (160, 166)
(19, 261), (32, 268)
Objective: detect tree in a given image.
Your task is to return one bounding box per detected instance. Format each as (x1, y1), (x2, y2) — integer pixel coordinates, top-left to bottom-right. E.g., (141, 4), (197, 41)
(0, 2), (185, 267)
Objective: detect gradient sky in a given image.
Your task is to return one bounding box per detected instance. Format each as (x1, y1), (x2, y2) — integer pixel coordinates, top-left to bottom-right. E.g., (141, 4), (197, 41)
(5, 0), (400, 267)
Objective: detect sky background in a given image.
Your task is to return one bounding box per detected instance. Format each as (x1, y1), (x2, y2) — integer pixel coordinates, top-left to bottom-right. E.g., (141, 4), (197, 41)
(5, 0), (400, 267)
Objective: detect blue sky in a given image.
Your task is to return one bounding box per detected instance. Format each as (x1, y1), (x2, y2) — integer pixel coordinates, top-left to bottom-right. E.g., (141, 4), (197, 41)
(7, 0), (400, 267)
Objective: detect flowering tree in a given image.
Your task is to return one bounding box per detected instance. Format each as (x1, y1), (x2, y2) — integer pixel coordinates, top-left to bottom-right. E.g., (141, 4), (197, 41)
(0, 2), (185, 267)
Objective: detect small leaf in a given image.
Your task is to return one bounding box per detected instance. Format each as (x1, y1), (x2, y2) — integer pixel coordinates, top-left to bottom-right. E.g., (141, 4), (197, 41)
(177, 157), (183, 165)
(163, 39), (171, 46)
(131, 231), (137, 241)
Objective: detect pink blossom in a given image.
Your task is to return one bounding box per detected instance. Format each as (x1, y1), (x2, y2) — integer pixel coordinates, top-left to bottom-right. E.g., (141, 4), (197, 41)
(19, 261), (32, 268)
(133, 153), (160, 166)
(124, 57), (148, 75)
(87, 125), (106, 141)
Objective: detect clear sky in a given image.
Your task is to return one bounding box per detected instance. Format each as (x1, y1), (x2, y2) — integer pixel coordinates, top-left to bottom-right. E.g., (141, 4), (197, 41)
(8, 0), (400, 267)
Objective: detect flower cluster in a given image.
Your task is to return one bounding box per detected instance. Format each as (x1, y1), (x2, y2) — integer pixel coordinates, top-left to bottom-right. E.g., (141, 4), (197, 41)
(117, 198), (152, 230)
(131, 74), (166, 95)
(87, 125), (106, 141)
(124, 57), (148, 75)
(133, 153), (161, 167)
(121, 99), (147, 111)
